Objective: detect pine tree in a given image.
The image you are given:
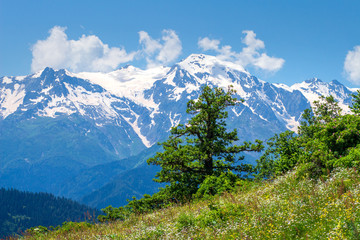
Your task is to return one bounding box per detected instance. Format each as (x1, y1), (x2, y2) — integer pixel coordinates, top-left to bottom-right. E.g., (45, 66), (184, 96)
(147, 85), (263, 198)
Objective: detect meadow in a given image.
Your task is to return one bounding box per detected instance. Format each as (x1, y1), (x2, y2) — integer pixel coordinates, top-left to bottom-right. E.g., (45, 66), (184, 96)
(20, 167), (360, 240)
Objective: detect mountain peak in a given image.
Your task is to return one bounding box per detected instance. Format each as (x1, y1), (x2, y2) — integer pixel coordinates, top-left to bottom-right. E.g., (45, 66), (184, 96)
(177, 54), (247, 76)
(304, 77), (322, 84)
(30, 67), (57, 79)
(185, 53), (216, 62)
(330, 79), (343, 86)
(291, 78), (325, 91)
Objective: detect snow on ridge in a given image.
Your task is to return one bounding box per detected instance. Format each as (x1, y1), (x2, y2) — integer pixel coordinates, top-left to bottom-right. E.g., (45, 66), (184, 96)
(291, 79), (356, 115)
(2, 77), (13, 84)
(349, 87), (360, 92)
(255, 83), (302, 132)
(232, 107), (246, 117)
(0, 83), (26, 119)
(242, 102), (269, 122)
(30, 96), (45, 104)
(273, 83), (293, 92)
(32, 69), (44, 78)
(36, 82), (122, 119)
(74, 66), (169, 108)
(15, 76), (26, 81)
(37, 95), (76, 118)
(64, 83), (119, 119)
(169, 112), (181, 130)
(283, 116), (300, 132)
(178, 54), (249, 76)
(122, 112), (152, 148)
(292, 80), (344, 106)
(163, 69), (177, 87)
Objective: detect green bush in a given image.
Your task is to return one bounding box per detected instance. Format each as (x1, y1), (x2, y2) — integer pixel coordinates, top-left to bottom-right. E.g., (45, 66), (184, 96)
(194, 171), (238, 198)
(26, 225), (49, 237)
(98, 206), (130, 222)
(334, 145), (360, 168)
(57, 221), (92, 234)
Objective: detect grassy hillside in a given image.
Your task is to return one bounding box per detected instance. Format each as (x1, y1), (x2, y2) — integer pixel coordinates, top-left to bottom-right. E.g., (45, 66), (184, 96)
(18, 167), (360, 239)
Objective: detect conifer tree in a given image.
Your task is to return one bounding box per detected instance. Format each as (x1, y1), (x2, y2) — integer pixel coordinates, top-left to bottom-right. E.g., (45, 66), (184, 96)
(147, 85), (263, 197)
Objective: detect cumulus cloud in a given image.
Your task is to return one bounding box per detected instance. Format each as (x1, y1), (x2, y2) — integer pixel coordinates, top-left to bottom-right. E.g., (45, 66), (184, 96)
(198, 37), (221, 51)
(344, 46), (360, 84)
(138, 31), (162, 55)
(139, 29), (182, 68)
(198, 30), (285, 72)
(31, 26), (136, 72)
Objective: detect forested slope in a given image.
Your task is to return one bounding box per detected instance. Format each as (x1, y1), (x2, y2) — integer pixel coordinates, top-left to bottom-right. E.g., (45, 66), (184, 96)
(0, 188), (100, 238)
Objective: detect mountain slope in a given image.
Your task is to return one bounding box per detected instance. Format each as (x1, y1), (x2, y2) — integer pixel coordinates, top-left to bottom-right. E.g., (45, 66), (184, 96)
(0, 188), (100, 239)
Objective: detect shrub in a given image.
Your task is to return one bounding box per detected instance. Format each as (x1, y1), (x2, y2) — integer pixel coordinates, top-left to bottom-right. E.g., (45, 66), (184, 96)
(194, 171), (238, 198)
(98, 206), (130, 222)
(57, 221), (92, 234)
(26, 225), (48, 237)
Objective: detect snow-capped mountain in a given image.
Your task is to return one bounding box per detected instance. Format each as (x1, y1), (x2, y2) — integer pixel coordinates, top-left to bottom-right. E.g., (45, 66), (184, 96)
(290, 78), (355, 112)
(1, 54), (355, 147)
(0, 54), (356, 205)
(76, 54), (355, 139)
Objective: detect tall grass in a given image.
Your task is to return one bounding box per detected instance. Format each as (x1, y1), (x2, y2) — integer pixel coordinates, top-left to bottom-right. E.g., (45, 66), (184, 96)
(19, 168), (360, 239)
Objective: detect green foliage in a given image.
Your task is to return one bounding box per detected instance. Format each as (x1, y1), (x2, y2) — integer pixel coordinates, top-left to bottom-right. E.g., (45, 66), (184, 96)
(98, 206), (130, 222)
(336, 146), (360, 168)
(127, 191), (173, 214)
(350, 89), (360, 114)
(255, 130), (301, 179)
(257, 93), (360, 179)
(297, 113), (360, 178)
(148, 85), (263, 199)
(26, 225), (49, 237)
(194, 171), (238, 198)
(312, 95), (342, 122)
(56, 221), (93, 234)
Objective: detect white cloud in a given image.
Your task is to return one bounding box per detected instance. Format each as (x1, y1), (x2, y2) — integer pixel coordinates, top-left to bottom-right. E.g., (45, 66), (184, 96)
(198, 30), (285, 72)
(139, 29), (182, 68)
(242, 30), (265, 50)
(138, 31), (162, 55)
(31, 26), (136, 73)
(344, 46), (360, 84)
(198, 37), (220, 51)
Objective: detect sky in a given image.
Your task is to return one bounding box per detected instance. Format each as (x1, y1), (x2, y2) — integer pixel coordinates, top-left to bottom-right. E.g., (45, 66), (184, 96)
(1, 0), (360, 87)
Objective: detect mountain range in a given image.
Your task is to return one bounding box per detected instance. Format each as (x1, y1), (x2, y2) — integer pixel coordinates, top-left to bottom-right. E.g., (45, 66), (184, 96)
(0, 54), (356, 208)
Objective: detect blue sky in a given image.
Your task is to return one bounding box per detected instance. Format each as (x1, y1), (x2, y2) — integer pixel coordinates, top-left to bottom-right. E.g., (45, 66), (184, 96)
(1, 0), (360, 87)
